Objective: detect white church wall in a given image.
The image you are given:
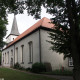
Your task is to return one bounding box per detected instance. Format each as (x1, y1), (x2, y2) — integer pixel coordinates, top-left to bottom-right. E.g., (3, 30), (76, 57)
(2, 30), (40, 68)
(16, 30), (40, 68)
(6, 35), (18, 43)
(40, 29), (71, 70)
(11, 35), (18, 41)
(2, 28), (73, 70)
(2, 46), (15, 67)
(6, 35), (11, 43)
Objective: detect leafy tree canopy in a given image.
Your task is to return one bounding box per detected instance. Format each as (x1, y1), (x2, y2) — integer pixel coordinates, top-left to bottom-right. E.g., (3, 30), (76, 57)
(0, 0), (80, 79)
(23, 1), (80, 80)
(0, 0), (24, 49)
(22, 0), (80, 58)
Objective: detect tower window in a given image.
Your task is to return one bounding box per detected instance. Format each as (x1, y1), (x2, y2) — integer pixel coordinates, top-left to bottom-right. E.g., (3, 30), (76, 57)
(13, 38), (14, 40)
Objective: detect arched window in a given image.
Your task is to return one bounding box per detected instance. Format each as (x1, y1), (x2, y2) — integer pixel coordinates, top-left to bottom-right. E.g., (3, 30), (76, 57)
(5, 53), (6, 64)
(28, 41), (33, 63)
(21, 45), (24, 63)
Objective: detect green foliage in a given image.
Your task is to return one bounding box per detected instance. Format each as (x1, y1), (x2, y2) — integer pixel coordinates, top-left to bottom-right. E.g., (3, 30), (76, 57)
(31, 62), (46, 73)
(0, 0), (17, 48)
(14, 62), (25, 70)
(48, 25), (71, 59)
(14, 62), (21, 69)
(0, 0), (26, 48)
(23, 0), (80, 60)
(26, 67), (31, 71)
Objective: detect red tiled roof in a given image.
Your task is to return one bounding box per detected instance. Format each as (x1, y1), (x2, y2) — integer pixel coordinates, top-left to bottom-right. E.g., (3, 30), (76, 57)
(7, 17), (54, 48)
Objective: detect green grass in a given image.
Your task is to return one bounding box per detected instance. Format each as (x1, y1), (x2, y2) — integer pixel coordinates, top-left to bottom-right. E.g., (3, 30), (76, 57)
(0, 68), (58, 80)
(41, 69), (73, 76)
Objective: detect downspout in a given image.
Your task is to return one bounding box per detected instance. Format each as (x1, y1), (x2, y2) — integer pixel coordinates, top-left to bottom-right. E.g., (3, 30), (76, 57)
(14, 45), (15, 65)
(39, 29), (41, 63)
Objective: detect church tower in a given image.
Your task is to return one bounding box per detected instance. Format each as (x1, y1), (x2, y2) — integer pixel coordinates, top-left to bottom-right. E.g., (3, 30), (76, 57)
(6, 15), (20, 44)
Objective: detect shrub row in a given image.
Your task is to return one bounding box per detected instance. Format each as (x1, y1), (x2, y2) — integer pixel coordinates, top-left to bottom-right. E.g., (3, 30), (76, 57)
(14, 63), (25, 70)
(14, 62), (46, 73)
(31, 62), (46, 73)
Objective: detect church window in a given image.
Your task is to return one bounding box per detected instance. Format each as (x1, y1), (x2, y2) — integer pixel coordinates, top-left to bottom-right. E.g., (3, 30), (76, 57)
(13, 38), (14, 40)
(28, 41), (33, 63)
(21, 45), (24, 63)
(11, 50), (13, 56)
(5, 53), (6, 64)
(7, 51), (9, 64)
(68, 57), (73, 67)
(16, 47), (18, 62)
(3, 53), (4, 63)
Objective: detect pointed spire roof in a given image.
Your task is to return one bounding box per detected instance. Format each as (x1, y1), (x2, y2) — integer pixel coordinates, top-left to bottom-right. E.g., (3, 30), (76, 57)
(10, 15), (20, 36)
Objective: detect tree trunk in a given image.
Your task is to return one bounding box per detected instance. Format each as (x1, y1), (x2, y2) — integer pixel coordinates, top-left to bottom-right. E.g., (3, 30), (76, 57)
(66, 0), (80, 80)
(73, 66), (80, 80)
(71, 40), (80, 80)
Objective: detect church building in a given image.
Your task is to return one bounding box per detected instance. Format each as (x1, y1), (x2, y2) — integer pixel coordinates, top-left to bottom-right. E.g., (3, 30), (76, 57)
(1, 15), (73, 70)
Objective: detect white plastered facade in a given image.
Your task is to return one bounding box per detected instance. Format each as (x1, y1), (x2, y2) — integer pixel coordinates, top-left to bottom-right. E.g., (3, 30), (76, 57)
(2, 29), (73, 70)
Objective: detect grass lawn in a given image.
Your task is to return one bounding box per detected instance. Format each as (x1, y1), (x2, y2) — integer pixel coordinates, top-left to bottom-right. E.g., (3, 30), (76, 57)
(42, 69), (73, 76)
(0, 68), (58, 80)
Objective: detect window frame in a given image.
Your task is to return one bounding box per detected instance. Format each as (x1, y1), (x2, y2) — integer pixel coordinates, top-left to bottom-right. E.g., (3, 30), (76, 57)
(7, 51), (9, 64)
(16, 47), (18, 63)
(11, 49), (13, 56)
(5, 53), (6, 64)
(68, 57), (73, 67)
(21, 45), (24, 64)
(28, 41), (33, 63)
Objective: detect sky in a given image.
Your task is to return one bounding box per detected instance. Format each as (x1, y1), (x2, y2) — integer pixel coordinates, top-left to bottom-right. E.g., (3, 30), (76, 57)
(5, 7), (53, 40)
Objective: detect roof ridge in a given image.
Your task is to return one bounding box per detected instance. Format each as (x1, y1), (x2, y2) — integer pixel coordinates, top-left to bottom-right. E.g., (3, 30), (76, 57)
(41, 17), (46, 26)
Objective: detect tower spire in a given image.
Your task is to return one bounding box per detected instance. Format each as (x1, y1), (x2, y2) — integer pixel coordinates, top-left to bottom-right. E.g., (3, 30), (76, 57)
(10, 15), (20, 36)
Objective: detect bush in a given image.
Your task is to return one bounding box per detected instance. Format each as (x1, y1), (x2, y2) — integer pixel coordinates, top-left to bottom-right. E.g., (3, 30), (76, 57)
(26, 67), (31, 71)
(44, 62), (52, 72)
(14, 63), (25, 70)
(31, 62), (46, 73)
(19, 66), (25, 70)
(14, 63), (21, 69)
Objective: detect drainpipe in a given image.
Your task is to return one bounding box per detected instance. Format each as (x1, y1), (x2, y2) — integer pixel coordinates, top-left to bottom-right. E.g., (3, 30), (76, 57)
(39, 29), (41, 63)
(14, 45), (15, 65)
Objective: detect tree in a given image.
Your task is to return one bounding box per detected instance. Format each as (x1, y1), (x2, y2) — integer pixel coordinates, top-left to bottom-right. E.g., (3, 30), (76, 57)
(47, 24), (71, 59)
(0, 0), (15, 48)
(23, 0), (80, 80)
(0, 0), (24, 49)
(0, 0), (80, 80)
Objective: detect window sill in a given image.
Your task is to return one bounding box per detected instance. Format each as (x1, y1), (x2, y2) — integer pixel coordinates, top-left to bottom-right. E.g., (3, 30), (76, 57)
(69, 65), (74, 67)
(69, 66), (74, 67)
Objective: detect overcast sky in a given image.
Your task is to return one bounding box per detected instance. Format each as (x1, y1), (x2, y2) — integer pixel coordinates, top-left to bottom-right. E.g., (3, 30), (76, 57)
(5, 7), (53, 40)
